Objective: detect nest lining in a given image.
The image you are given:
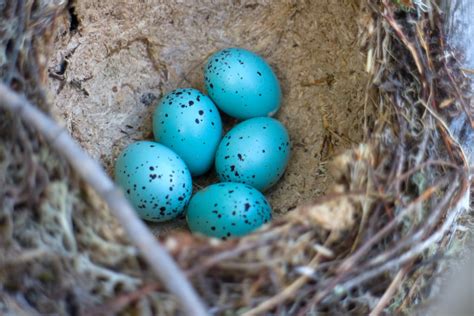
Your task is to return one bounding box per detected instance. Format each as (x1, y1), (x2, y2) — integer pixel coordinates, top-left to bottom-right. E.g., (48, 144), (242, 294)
(0, 0), (472, 315)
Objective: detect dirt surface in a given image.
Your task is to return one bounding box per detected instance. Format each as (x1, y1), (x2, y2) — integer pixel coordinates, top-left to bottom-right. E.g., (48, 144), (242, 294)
(48, 0), (367, 234)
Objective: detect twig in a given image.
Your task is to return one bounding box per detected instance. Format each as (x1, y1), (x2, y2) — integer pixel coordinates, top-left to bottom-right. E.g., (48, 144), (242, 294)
(0, 83), (208, 316)
(242, 232), (337, 316)
(337, 183), (440, 274)
(366, 179), (457, 267)
(382, 0), (425, 79)
(242, 264), (313, 316)
(308, 183), (446, 306)
(88, 283), (161, 315)
(369, 263), (412, 316)
(338, 205), (461, 291)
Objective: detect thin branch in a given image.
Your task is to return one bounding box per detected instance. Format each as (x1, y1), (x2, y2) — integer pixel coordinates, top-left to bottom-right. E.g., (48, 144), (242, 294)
(369, 263), (412, 316)
(0, 83), (208, 316)
(338, 206), (461, 291)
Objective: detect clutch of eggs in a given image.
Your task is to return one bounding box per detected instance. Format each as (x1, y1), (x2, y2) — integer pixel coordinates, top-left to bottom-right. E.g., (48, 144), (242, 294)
(113, 47), (290, 240)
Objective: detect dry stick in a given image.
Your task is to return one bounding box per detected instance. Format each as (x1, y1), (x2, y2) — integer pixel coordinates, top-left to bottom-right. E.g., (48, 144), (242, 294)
(366, 180), (457, 267)
(306, 183), (445, 309)
(242, 233), (337, 316)
(369, 262), (412, 316)
(338, 206), (460, 292)
(337, 183), (440, 274)
(0, 84), (208, 316)
(382, 0), (424, 78)
(90, 283), (162, 316)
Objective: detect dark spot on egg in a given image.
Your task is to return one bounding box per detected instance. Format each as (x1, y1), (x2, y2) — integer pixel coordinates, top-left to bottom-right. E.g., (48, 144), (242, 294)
(189, 101), (194, 106)
(199, 110), (204, 115)
(195, 118), (200, 124)
(211, 226), (216, 231)
(257, 71), (262, 76)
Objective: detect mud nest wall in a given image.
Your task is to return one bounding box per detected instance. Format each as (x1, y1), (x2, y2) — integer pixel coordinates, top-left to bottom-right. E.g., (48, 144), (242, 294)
(0, 0), (472, 315)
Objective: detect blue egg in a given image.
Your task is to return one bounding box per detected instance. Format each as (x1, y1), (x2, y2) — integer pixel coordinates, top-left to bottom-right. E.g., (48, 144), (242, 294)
(153, 88), (223, 176)
(186, 182), (272, 239)
(204, 48), (282, 120)
(114, 141), (192, 222)
(215, 117), (290, 191)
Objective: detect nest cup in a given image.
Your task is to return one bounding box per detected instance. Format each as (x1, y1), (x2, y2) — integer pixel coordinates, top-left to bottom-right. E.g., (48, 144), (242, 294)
(0, 1), (472, 315)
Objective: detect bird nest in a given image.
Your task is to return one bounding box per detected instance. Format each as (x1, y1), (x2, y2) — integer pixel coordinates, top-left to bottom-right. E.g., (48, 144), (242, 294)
(0, 0), (472, 315)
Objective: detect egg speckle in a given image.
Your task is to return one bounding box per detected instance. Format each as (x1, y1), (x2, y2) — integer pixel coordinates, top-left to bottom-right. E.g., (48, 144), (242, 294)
(153, 88), (223, 176)
(215, 117), (291, 191)
(204, 48), (282, 119)
(186, 182), (272, 239)
(115, 141), (192, 222)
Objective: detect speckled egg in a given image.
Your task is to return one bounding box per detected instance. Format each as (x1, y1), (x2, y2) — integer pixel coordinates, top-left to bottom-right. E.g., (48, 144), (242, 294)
(215, 117), (290, 191)
(153, 88), (223, 176)
(186, 182), (272, 239)
(114, 141), (192, 222)
(204, 48), (282, 120)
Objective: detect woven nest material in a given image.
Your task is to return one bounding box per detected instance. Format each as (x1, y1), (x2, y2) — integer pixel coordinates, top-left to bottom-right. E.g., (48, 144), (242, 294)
(0, 0), (473, 315)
